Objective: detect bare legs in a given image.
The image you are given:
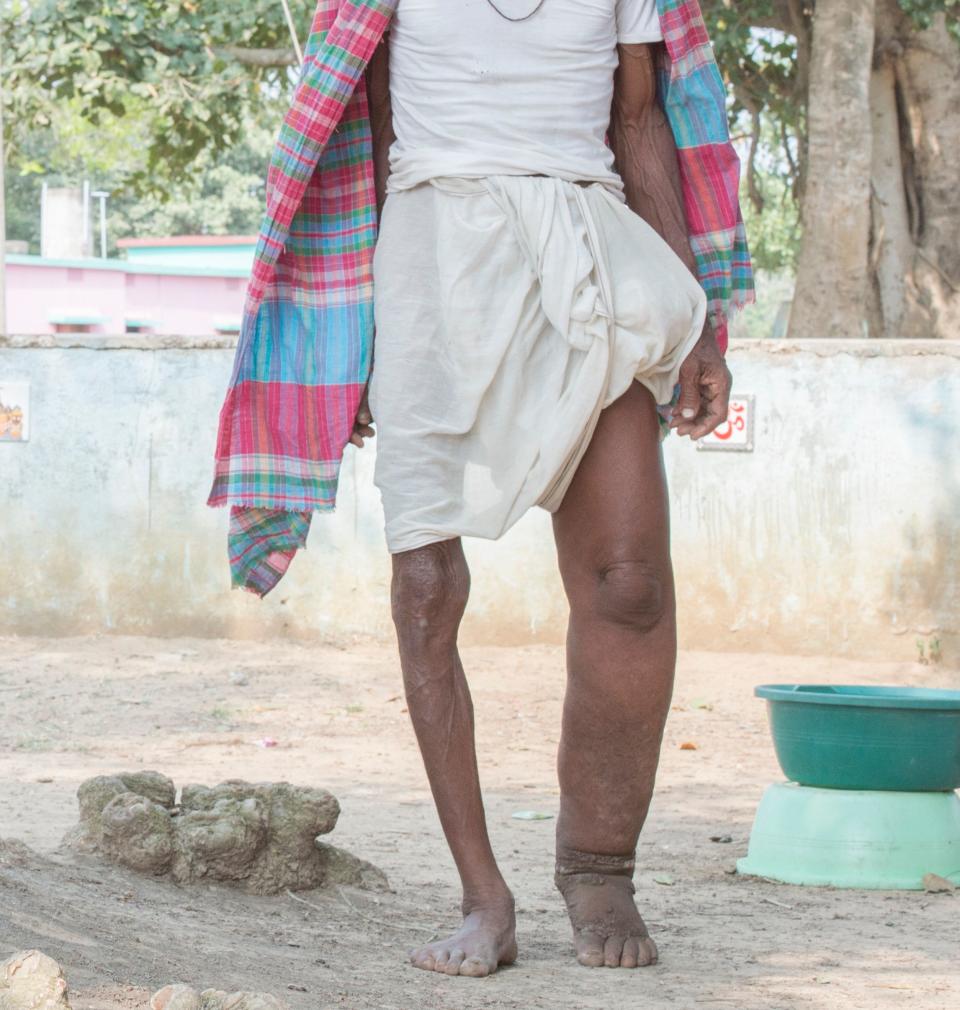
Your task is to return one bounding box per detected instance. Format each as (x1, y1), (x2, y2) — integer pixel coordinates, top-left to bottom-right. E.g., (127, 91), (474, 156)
(392, 382), (674, 974)
(551, 380), (675, 967)
(392, 540), (517, 977)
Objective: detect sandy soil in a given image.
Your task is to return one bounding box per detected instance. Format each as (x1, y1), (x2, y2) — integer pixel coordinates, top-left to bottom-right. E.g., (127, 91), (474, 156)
(0, 635), (957, 1010)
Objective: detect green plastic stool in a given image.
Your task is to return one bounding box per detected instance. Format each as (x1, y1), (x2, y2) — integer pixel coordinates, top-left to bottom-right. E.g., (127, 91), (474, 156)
(737, 782), (960, 890)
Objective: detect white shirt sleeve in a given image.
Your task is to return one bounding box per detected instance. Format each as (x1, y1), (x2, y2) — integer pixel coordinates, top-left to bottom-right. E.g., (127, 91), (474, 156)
(616, 0), (663, 44)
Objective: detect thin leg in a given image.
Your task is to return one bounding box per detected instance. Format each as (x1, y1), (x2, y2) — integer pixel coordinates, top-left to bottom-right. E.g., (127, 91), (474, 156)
(392, 538), (517, 978)
(551, 380), (676, 968)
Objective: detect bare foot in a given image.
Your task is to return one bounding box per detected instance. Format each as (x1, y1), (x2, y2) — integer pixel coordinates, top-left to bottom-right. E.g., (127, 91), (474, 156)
(409, 896), (517, 978)
(556, 872), (658, 968)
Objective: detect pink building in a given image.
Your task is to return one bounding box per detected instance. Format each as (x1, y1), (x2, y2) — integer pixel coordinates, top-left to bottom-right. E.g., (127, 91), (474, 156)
(6, 236), (256, 336)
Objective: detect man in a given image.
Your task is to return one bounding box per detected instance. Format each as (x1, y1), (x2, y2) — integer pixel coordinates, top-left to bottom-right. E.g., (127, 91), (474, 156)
(210, 0), (751, 978)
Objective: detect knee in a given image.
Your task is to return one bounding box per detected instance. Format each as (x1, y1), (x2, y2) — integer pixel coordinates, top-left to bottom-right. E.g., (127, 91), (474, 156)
(391, 542), (469, 641)
(587, 558), (672, 634)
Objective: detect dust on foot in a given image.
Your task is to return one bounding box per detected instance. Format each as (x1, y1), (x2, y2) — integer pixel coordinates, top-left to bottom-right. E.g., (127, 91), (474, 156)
(556, 873), (658, 969)
(409, 900), (517, 978)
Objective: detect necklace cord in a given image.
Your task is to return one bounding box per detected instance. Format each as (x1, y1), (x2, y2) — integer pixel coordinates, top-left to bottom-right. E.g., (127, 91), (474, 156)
(483, 0), (547, 23)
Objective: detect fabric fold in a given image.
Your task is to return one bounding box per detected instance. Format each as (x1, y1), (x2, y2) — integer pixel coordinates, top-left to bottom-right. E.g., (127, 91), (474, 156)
(369, 175), (705, 554)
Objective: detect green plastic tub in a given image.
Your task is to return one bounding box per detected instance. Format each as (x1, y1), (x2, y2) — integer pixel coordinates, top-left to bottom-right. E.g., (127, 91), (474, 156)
(737, 783), (960, 889)
(756, 684), (960, 792)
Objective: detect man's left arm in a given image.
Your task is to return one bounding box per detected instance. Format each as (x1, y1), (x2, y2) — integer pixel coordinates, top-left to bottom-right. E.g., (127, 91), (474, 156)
(609, 43), (731, 440)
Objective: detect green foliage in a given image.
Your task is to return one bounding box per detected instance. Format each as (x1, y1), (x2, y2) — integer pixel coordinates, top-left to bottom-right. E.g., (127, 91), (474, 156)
(898, 0), (960, 39)
(705, 2), (803, 132)
(6, 98), (272, 253)
(2, 0), (312, 192)
(110, 155), (267, 246)
(699, 2), (805, 284)
(740, 171), (800, 274)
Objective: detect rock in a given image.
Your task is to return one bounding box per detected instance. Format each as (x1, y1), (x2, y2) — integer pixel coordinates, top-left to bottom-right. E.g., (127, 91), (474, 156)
(149, 985), (200, 1010)
(315, 842), (390, 892)
(0, 839), (36, 869)
(151, 990), (285, 1010)
(68, 773), (381, 896)
(228, 671), (249, 686)
(198, 990), (228, 1010)
(180, 782), (339, 837)
(100, 793), (175, 874)
(73, 775), (130, 849)
(171, 796), (267, 885)
(922, 872), (957, 893)
(118, 771), (176, 810)
(72, 771), (175, 851)
(178, 781), (339, 892)
(221, 994), (287, 1010)
(0, 950), (71, 1010)
(257, 783), (341, 892)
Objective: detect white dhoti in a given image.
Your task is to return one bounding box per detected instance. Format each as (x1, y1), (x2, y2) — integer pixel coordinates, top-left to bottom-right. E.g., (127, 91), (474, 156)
(369, 175), (706, 554)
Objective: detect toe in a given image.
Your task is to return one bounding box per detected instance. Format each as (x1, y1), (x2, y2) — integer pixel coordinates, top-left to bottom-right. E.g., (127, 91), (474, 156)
(410, 949), (436, 972)
(639, 936), (659, 966)
(445, 948), (466, 975)
(603, 935), (625, 968)
(575, 931), (606, 968)
(460, 956), (492, 978)
(432, 949), (450, 973)
(621, 937), (641, 969)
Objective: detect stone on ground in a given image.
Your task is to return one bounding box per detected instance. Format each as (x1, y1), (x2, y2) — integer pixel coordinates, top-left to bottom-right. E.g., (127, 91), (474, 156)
(70, 772), (176, 852)
(150, 988), (287, 1010)
(221, 994), (287, 1010)
(150, 985), (200, 1010)
(66, 773), (386, 894)
(101, 793), (175, 874)
(0, 950), (71, 1010)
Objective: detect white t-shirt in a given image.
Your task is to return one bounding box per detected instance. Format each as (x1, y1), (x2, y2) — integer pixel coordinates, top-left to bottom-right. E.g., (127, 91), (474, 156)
(386, 0), (663, 192)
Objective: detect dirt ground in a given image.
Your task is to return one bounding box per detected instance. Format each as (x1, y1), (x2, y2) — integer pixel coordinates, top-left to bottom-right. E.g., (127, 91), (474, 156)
(1, 635), (957, 1010)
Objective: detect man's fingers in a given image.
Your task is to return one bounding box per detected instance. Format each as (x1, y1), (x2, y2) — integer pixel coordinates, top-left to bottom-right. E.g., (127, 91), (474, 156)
(687, 397), (724, 439)
(672, 363), (702, 427)
(349, 421), (376, 449)
(670, 367), (703, 422)
(687, 367), (732, 439)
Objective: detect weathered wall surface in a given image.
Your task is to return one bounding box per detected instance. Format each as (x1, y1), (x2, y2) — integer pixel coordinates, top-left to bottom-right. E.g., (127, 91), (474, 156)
(1, 336), (957, 662)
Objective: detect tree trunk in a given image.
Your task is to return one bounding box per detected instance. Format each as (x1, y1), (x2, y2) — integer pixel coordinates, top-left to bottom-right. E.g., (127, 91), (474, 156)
(869, 4), (960, 338)
(868, 55), (914, 336)
(789, 0), (876, 338)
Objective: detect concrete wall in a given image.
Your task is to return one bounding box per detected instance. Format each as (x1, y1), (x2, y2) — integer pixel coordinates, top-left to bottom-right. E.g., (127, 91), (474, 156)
(1, 335), (957, 662)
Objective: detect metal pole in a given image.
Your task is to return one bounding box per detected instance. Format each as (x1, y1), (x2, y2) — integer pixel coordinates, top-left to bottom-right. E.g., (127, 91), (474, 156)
(0, 39), (7, 336)
(279, 0), (304, 66)
(40, 181), (47, 256)
(82, 179), (90, 256)
(92, 190), (109, 258)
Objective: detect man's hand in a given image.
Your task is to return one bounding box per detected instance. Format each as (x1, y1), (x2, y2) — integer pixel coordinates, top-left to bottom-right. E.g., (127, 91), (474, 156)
(669, 326), (732, 440)
(349, 387), (375, 448)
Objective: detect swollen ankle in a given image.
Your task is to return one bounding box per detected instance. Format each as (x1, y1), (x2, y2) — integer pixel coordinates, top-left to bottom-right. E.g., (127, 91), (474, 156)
(555, 844), (636, 890)
(461, 886), (515, 917)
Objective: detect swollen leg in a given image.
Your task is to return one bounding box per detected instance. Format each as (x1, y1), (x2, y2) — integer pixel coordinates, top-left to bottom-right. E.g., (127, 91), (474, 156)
(391, 539), (516, 977)
(552, 381), (676, 968)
